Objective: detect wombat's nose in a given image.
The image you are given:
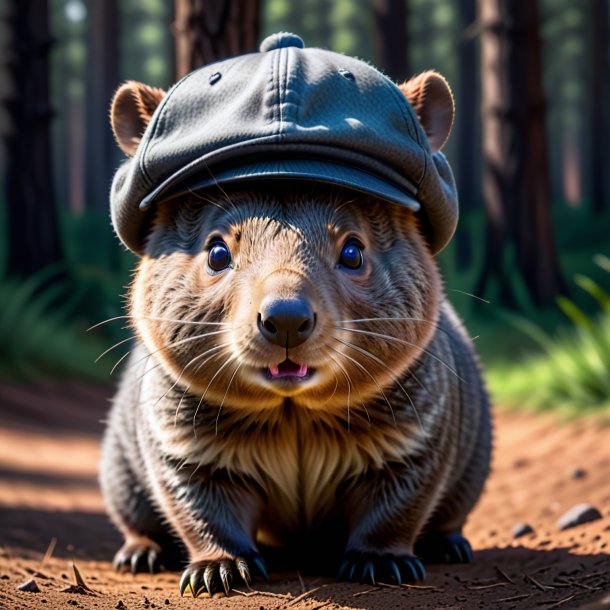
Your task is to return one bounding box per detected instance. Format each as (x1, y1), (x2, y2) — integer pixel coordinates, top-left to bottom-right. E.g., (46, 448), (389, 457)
(258, 297), (316, 348)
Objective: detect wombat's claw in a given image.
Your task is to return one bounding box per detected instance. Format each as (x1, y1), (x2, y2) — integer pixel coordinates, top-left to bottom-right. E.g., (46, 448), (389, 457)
(179, 554), (267, 598)
(337, 551), (426, 585)
(414, 532), (473, 564)
(113, 538), (162, 574)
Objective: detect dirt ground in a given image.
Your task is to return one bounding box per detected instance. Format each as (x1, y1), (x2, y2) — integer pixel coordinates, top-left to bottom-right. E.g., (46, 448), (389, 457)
(0, 382), (609, 610)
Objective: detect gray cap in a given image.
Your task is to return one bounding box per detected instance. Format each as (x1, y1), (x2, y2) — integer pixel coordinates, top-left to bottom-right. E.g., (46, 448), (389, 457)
(110, 32), (458, 255)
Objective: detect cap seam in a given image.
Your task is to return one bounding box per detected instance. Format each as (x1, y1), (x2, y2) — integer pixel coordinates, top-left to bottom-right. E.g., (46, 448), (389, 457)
(139, 68), (201, 184)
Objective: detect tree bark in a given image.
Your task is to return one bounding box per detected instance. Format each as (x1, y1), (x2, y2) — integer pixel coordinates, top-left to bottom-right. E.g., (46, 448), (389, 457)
(454, 0), (478, 269)
(591, 0), (609, 213)
(173, 0), (260, 78)
(85, 0), (120, 212)
(477, 0), (565, 307)
(3, 0), (64, 276)
(373, 0), (409, 82)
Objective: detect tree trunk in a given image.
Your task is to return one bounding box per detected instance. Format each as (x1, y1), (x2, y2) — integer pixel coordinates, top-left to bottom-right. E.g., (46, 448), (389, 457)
(477, 0), (565, 308)
(454, 0), (478, 269)
(85, 0), (120, 212)
(591, 0), (609, 213)
(173, 0), (260, 78)
(373, 0), (409, 82)
(3, 0), (64, 276)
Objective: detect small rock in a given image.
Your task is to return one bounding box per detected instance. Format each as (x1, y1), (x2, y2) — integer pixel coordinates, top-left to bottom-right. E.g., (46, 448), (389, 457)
(164, 600), (170, 606)
(570, 467), (587, 480)
(512, 522), (535, 538)
(18, 579), (41, 593)
(115, 601), (125, 609)
(556, 503), (602, 531)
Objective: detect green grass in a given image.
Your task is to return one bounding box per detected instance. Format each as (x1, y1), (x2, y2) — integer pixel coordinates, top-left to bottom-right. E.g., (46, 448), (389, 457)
(486, 254), (610, 416)
(0, 265), (117, 382)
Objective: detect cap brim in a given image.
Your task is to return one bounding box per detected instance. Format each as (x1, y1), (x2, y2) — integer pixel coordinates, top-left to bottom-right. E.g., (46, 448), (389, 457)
(140, 158), (420, 213)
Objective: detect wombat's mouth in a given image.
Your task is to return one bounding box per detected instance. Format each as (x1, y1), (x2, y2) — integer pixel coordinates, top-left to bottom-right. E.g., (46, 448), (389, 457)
(266, 359), (312, 380)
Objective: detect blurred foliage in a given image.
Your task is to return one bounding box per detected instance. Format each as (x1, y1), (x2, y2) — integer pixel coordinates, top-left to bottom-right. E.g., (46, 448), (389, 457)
(487, 255), (610, 416)
(0, 207), (134, 383)
(0, 264), (112, 381)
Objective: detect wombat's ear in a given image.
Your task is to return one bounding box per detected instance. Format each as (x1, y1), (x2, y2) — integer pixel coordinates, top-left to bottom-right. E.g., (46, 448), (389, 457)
(399, 71), (454, 152)
(110, 81), (166, 156)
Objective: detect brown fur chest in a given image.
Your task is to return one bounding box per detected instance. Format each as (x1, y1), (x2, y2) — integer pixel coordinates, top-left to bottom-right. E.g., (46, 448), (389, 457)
(143, 380), (426, 534)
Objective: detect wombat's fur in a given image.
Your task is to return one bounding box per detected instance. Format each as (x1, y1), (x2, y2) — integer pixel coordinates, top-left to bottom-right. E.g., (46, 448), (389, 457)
(100, 74), (491, 598)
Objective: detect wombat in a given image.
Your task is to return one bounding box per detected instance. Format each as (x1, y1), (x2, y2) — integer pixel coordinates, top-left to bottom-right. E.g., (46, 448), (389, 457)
(100, 33), (491, 598)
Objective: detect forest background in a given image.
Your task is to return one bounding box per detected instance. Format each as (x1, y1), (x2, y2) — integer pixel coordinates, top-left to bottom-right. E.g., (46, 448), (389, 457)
(1, 0), (609, 416)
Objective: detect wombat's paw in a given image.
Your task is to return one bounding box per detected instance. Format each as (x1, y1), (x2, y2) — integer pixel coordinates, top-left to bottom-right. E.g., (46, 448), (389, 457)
(179, 553), (268, 598)
(337, 551), (426, 585)
(113, 536), (162, 574)
(414, 531), (473, 564)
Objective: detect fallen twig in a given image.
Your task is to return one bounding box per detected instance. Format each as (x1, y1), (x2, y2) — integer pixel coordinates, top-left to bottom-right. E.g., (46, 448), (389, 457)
(233, 589), (290, 599)
(524, 573), (553, 592)
(554, 577), (600, 591)
(286, 586), (322, 606)
(40, 537), (57, 568)
(297, 570), (306, 594)
(495, 566), (515, 585)
(536, 595), (576, 609)
(465, 581), (507, 590)
(497, 593), (533, 603)
(352, 587), (381, 597)
(60, 562), (97, 596)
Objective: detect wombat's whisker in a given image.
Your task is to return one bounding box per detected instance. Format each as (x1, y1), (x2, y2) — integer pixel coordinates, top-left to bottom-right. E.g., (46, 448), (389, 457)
(95, 336), (135, 363)
(175, 385), (191, 429)
(188, 187), (236, 214)
(188, 342), (234, 377)
(334, 326), (463, 382)
(339, 317), (456, 340)
(104, 329), (233, 380)
(88, 314), (231, 331)
(215, 360), (244, 435)
(193, 353), (239, 435)
(321, 362), (340, 406)
(326, 352), (354, 430)
(330, 341), (396, 426)
(125, 328), (234, 376)
(333, 337), (425, 434)
(445, 288), (490, 304)
(110, 350), (132, 375)
(159, 343), (233, 411)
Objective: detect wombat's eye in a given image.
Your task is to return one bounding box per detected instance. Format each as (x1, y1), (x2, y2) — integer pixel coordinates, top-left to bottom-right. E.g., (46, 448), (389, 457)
(338, 241), (363, 271)
(207, 240), (231, 272)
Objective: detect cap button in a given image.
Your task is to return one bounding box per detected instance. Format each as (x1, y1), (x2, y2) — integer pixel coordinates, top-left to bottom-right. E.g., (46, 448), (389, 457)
(260, 32), (304, 52)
